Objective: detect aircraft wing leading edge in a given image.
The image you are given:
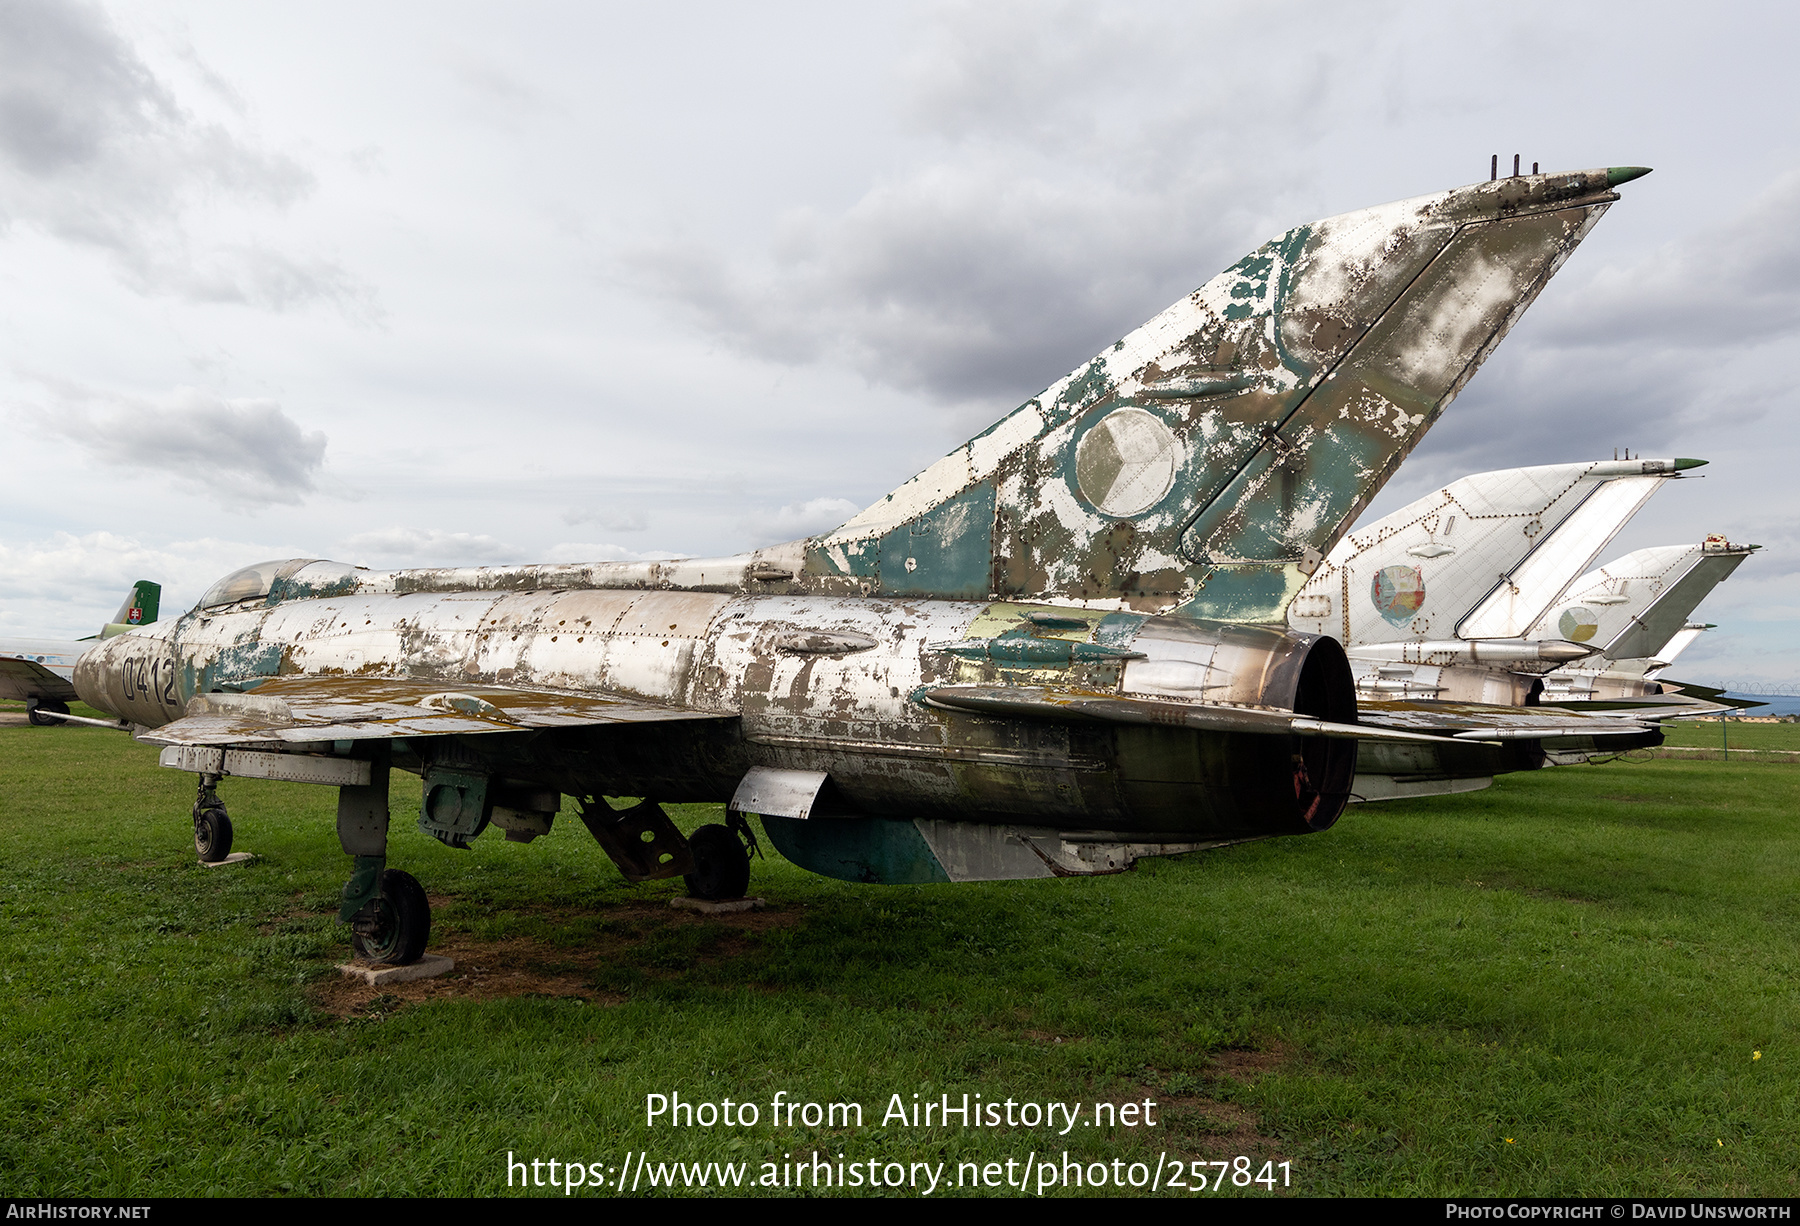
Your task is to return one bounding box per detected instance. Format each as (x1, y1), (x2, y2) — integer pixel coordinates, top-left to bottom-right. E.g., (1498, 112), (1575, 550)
(138, 675), (734, 747)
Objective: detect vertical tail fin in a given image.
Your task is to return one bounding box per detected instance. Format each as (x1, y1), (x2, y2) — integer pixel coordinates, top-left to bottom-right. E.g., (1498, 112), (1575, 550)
(805, 168), (1646, 619)
(1290, 459), (1699, 646)
(100, 580), (160, 639)
(1530, 539), (1756, 660)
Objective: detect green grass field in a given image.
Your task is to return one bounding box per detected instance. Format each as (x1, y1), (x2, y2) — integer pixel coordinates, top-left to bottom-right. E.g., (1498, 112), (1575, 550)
(1660, 718), (1800, 752)
(3, 710), (1798, 1198)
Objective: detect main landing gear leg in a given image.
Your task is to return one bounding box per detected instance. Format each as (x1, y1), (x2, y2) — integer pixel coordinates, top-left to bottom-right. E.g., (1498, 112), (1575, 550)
(335, 746), (430, 966)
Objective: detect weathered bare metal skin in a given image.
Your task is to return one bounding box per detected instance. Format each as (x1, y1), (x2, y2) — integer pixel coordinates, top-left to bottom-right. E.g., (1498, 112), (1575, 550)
(79, 590), (1356, 841)
(75, 168), (1643, 885)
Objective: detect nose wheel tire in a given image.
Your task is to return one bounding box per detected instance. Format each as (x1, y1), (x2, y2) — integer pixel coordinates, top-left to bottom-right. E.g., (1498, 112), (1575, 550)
(351, 869), (431, 965)
(683, 824), (751, 901)
(194, 806), (234, 863)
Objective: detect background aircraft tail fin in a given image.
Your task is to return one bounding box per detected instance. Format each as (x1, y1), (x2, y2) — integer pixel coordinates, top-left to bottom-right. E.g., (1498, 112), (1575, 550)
(1530, 538), (1756, 661)
(100, 580), (161, 639)
(1290, 459), (1699, 646)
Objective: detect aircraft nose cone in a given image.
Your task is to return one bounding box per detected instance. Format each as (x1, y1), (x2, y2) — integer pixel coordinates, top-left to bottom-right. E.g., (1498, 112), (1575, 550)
(74, 628), (177, 720)
(73, 635), (123, 716)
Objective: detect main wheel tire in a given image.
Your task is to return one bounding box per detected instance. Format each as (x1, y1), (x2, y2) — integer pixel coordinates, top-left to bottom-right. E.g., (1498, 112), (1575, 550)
(26, 699), (66, 727)
(194, 806), (234, 862)
(684, 824), (750, 901)
(352, 869), (431, 965)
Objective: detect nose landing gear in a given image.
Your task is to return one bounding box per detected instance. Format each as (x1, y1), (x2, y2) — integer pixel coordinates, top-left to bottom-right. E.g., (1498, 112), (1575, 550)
(192, 774), (233, 863)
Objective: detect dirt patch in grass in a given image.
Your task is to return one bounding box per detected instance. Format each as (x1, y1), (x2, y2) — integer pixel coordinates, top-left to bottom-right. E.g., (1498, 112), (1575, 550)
(311, 934), (628, 1016)
(1139, 1044), (1296, 1164)
(1209, 1041), (1293, 1084)
(309, 895), (804, 1017)
(1160, 1096), (1288, 1159)
(1081, 1046), (1297, 1167)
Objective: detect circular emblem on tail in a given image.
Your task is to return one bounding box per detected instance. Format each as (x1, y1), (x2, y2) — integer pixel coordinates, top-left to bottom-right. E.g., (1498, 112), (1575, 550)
(1558, 606), (1601, 642)
(1371, 565), (1425, 624)
(1074, 409), (1179, 517)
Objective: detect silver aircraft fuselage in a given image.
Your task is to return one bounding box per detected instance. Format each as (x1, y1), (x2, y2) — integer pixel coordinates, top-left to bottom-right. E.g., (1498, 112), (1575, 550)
(80, 583), (1358, 850)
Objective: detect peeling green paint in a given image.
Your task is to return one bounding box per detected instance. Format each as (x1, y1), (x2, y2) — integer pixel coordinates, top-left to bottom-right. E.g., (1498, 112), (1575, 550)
(204, 639), (286, 689)
(1178, 563), (1310, 622)
(879, 481), (995, 598)
(759, 814), (951, 885)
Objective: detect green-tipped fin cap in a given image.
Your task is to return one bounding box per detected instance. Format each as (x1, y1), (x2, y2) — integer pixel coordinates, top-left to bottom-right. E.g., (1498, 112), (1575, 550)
(1607, 166), (1653, 186)
(1673, 457), (1706, 470)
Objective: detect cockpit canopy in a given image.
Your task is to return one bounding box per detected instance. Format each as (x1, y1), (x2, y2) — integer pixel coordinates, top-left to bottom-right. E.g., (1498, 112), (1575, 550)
(197, 559), (366, 611)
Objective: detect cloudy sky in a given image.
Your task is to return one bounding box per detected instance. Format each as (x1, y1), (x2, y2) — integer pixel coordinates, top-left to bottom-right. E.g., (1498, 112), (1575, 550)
(2, 1), (1796, 689)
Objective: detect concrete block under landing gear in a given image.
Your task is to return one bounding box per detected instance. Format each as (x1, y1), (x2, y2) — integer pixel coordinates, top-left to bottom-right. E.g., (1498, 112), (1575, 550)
(198, 852), (256, 868)
(336, 953), (456, 985)
(670, 896), (767, 915)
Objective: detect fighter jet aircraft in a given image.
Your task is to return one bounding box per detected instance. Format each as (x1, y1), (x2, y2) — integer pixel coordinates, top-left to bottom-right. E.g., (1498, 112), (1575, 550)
(0, 581), (159, 724)
(75, 167), (1655, 965)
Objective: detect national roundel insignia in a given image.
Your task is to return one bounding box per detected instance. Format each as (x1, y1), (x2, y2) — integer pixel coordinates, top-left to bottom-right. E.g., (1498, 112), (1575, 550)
(1558, 606), (1600, 643)
(1371, 565), (1425, 625)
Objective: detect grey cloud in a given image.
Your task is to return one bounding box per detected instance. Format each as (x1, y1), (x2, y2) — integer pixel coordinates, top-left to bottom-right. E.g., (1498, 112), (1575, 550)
(624, 4), (1373, 407)
(446, 51), (559, 126)
(743, 496), (860, 547)
(898, 2), (1166, 148)
(30, 383), (327, 507)
(0, 528), (279, 636)
(1537, 172), (1800, 351)
(0, 0), (368, 312)
(898, 1), (1370, 164)
(169, 244), (378, 317)
(561, 507), (648, 532)
(0, 0), (173, 176)
(630, 165), (1260, 406)
(1380, 353), (1705, 487)
(340, 528), (517, 567)
(1716, 523), (1800, 579)
(541, 542), (689, 564)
